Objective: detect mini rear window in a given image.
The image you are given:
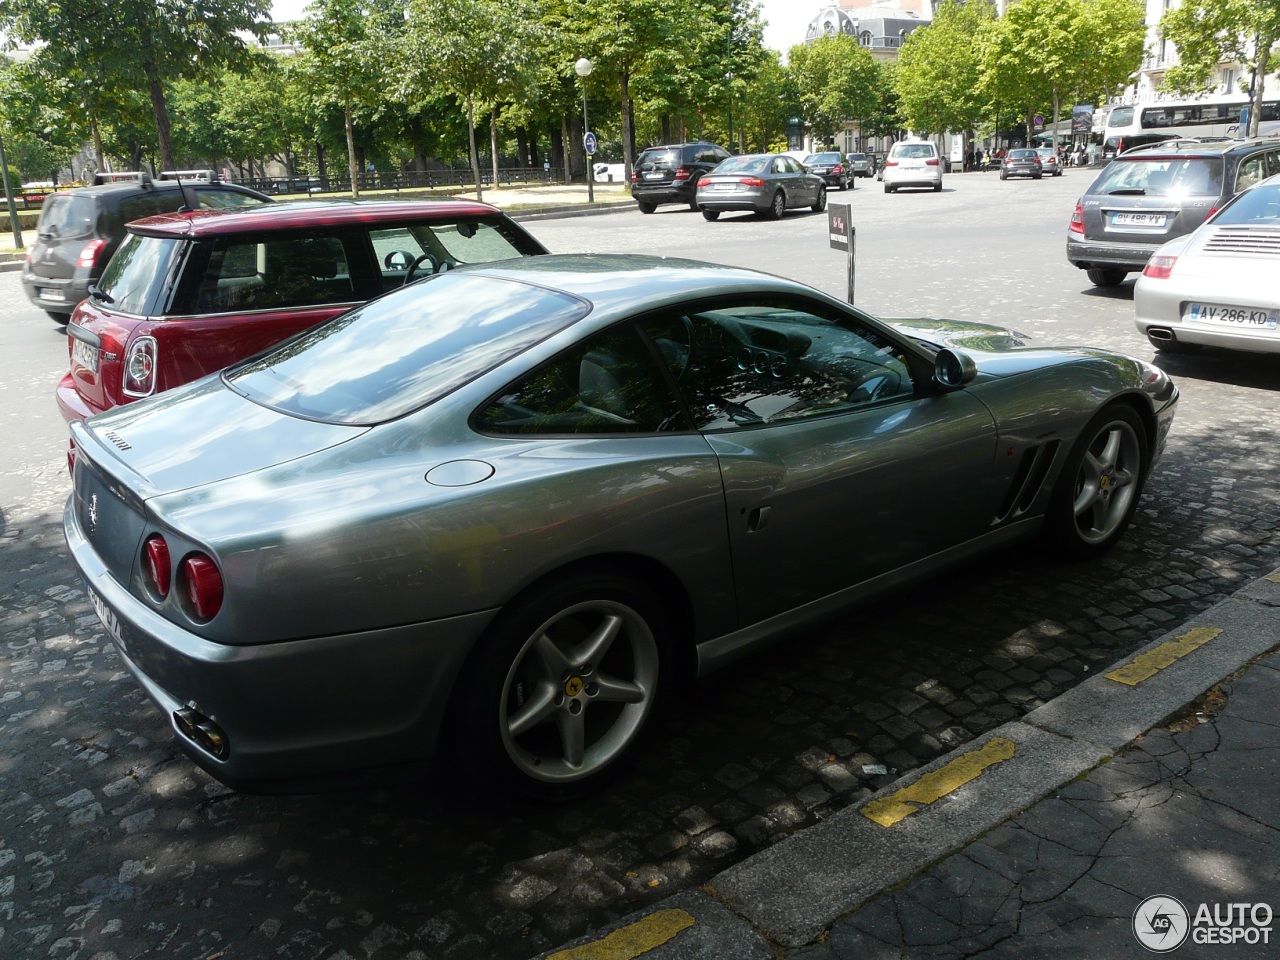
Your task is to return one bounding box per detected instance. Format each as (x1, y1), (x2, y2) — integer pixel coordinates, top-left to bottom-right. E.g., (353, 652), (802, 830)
(97, 234), (180, 315)
(226, 272), (589, 425)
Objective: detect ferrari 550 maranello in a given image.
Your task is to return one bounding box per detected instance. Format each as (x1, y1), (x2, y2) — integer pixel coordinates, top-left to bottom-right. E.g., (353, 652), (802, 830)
(65, 255), (1179, 798)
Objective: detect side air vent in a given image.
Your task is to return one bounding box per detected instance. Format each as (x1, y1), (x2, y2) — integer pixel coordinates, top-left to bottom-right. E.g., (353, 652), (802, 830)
(996, 440), (1062, 522)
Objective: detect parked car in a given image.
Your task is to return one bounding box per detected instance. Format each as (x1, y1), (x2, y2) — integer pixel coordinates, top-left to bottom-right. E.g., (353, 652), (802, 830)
(696, 153), (826, 220)
(55, 199), (549, 467)
(1067, 136), (1280, 287)
(847, 153), (873, 177)
(1134, 172), (1280, 354)
(630, 142), (731, 213)
(882, 140), (943, 193)
(23, 171), (271, 322)
(65, 254), (1178, 798)
(1036, 147), (1064, 177)
(802, 151), (852, 189)
(1001, 148), (1044, 180)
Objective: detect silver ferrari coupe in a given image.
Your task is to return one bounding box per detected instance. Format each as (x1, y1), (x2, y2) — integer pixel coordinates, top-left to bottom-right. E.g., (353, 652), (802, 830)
(65, 255), (1179, 798)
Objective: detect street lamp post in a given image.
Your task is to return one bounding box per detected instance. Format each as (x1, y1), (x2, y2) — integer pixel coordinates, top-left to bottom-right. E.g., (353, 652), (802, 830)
(574, 57), (595, 204)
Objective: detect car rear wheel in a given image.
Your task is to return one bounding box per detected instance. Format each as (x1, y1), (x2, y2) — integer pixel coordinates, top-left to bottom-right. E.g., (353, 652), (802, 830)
(1086, 268), (1127, 287)
(1046, 404), (1147, 560)
(933, 182), (942, 192)
(812, 186), (827, 212)
(766, 191), (785, 220)
(45, 310), (69, 324)
(884, 184), (893, 193)
(446, 572), (671, 800)
(702, 209), (720, 221)
(637, 201), (656, 215)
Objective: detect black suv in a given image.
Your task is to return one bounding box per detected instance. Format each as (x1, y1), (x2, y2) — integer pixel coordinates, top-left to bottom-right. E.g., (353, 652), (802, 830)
(23, 171), (271, 321)
(1067, 136), (1280, 286)
(631, 142), (731, 213)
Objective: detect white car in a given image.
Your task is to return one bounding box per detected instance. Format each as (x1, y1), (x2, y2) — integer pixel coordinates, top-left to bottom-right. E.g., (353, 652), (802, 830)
(1134, 173), (1280, 354)
(883, 140), (943, 193)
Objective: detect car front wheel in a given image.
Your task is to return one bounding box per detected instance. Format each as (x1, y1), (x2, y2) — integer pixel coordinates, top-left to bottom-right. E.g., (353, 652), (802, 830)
(446, 572), (671, 800)
(1046, 404), (1147, 559)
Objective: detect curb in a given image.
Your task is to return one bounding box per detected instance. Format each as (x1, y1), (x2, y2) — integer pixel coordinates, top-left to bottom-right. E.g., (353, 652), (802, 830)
(509, 199), (634, 222)
(532, 565), (1280, 958)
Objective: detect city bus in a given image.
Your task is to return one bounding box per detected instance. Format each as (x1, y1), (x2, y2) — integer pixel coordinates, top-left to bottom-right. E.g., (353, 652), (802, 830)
(1103, 95), (1280, 157)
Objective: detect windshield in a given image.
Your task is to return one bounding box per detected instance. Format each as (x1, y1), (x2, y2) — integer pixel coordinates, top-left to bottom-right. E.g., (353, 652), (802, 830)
(226, 272), (589, 425)
(1091, 157), (1224, 197)
(1213, 181), (1280, 225)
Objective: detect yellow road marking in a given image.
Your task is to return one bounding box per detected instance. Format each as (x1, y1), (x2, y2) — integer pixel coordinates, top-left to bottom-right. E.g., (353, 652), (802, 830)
(1104, 627), (1223, 686)
(546, 909), (695, 960)
(1267, 571), (1280, 583)
(861, 737), (1016, 828)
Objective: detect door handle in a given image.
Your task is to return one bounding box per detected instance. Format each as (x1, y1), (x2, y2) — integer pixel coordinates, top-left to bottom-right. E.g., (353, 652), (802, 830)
(747, 506), (771, 532)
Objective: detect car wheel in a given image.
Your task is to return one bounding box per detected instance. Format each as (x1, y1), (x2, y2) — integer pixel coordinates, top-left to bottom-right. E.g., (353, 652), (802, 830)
(1034, 174), (1043, 179)
(766, 190), (785, 220)
(1046, 404), (1147, 560)
(637, 201), (656, 215)
(999, 171), (1007, 180)
(1086, 267), (1127, 287)
(702, 209), (720, 221)
(884, 184), (893, 194)
(933, 182), (942, 192)
(45, 310), (69, 324)
(446, 572), (671, 800)
(688, 197), (700, 212)
(812, 186), (827, 212)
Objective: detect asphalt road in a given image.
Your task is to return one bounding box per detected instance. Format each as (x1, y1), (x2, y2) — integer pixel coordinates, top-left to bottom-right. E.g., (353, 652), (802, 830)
(1, 171), (1277, 960)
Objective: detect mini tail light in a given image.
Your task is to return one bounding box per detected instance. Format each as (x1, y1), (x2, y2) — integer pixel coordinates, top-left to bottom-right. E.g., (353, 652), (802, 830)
(143, 535), (171, 598)
(122, 336), (158, 397)
(181, 554), (224, 620)
(739, 177), (766, 187)
(1069, 203), (1085, 235)
(1143, 255), (1177, 279)
(926, 158), (939, 166)
(76, 238), (108, 270)
(697, 177), (712, 187)
(673, 168), (691, 181)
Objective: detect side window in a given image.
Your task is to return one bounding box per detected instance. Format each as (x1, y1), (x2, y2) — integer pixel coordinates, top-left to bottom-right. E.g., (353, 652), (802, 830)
(1265, 150), (1280, 179)
(1235, 153), (1268, 192)
(370, 226), (431, 290)
(119, 193), (181, 224)
(641, 301), (915, 432)
(474, 324), (687, 435)
(194, 233), (355, 314)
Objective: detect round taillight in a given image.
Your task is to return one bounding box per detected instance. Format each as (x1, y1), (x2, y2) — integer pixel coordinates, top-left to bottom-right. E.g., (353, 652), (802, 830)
(143, 535), (171, 598)
(181, 554), (224, 620)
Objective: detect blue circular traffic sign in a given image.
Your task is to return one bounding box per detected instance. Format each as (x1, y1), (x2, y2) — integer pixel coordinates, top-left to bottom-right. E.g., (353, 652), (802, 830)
(584, 131), (598, 156)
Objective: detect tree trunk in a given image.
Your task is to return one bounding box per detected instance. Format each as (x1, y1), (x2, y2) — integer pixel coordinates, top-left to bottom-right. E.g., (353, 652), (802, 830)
(91, 117), (104, 172)
(619, 70), (634, 179)
(144, 62), (176, 172)
(1249, 40), (1270, 138)
(490, 107), (500, 187)
(466, 94), (483, 201)
(562, 114), (572, 185)
(345, 101), (360, 198)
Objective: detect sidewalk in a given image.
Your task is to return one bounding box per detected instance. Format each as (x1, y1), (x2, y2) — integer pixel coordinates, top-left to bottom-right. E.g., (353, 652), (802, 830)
(536, 568), (1280, 959)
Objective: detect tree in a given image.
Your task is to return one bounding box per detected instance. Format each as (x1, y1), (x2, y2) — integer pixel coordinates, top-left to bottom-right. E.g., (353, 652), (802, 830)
(1160, 0), (1280, 137)
(787, 34), (880, 145)
(896, 0), (995, 138)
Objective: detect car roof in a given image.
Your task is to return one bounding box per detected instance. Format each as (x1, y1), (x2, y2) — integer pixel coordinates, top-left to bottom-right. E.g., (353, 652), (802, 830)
(1117, 135), (1280, 159)
(456, 254), (806, 317)
(126, 198), (508, 238)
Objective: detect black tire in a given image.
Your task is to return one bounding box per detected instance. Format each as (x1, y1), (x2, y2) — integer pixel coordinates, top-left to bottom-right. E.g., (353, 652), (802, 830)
(812, 185), (827, 212)
(933, 182), (942, 192)
(637, 201), (656, 215)
(702, 209), (720, 221)
(46, 310), (70, 324)
(1086, 267), (1127, 287)
(884, 184), (893, 194)
(688, 197), (700, 212)
(444, 572), (672, 800)
(1045, 404), (1148, 560)
(999, 171), (1007, 180)
(765, 190), (785, 220)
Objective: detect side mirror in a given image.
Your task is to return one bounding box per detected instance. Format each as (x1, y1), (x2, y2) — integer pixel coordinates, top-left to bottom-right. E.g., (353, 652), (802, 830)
(934, 348), (977, 389)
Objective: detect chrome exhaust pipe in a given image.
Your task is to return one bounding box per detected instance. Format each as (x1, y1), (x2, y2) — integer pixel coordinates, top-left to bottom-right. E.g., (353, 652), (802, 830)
(1147, 327), (1175, 342)
(174, 705), (230, 759)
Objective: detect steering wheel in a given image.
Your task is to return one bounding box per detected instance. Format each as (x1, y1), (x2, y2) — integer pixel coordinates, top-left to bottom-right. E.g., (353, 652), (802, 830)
(405, 252), (441, 284)
(383, 250), (416, 271)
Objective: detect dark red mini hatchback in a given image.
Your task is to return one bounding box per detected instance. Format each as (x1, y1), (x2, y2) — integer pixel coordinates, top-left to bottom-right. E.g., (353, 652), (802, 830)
(56, 199), (549, 466)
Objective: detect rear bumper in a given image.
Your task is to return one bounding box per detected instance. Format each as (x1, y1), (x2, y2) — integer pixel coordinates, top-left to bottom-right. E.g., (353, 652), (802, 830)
(1066, 235), (1155, 271)
(56, 371), (102, 426)
(23, 273), (88, 316)
(631, 182), (695, 205)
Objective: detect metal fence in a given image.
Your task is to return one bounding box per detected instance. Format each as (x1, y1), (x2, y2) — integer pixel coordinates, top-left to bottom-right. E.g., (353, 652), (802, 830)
(234, 166), (568, 196)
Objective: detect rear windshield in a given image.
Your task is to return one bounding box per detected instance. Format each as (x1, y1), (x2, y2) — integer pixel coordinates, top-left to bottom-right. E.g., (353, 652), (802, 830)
(226, 273), (589, 425)
(1009, 149), (1037, 159)
(1090, 157), (1224, 197)
(635, 150), (679, 171)
(848, 154), (867, 161)
(891, 144), (936, 159)
(712, 156), (769, 175)
(97, 234), (180, 315)
(38, 194), (95, 239)
(804, 153), (841, 163)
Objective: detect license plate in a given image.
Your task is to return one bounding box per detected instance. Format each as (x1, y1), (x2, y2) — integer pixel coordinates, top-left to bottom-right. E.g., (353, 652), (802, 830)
(87, 585), (126, 649)
(1186, 303), (1279, 329)
(643, 172), (664, 180)
(1112, 212), (1166, 227)
(37, 286), (67, 302)
(72, 336), (99, 373)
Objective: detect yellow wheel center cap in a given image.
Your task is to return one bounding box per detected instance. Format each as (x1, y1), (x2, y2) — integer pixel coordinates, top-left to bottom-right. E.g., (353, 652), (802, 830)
(565, 676), (584, 697)
(1100, 474), (1112, 492)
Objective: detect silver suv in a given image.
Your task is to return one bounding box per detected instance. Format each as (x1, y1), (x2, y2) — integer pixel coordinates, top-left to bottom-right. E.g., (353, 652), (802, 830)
(1066, 137), (1280, 286)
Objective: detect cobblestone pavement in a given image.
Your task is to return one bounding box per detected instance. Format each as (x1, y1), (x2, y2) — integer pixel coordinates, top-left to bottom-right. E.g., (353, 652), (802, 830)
(3, 191), (1279, 958)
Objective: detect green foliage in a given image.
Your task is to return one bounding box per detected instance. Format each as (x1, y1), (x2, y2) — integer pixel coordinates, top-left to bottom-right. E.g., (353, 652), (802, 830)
(897, 0), (995, 134)
(787, 34), (880, 140)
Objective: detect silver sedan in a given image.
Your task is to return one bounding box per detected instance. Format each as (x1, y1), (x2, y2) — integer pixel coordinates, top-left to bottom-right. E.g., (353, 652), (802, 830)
(1135, 173), (1280, 354)
(696, 153), (827, 220)
(66, 255), (1178, 800)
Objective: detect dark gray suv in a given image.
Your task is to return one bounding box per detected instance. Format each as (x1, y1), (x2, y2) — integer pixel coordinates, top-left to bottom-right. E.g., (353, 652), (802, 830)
(23, 171), (270, 321)
(630, 142), (730, 213)
(1067, 136), (1280, 286)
